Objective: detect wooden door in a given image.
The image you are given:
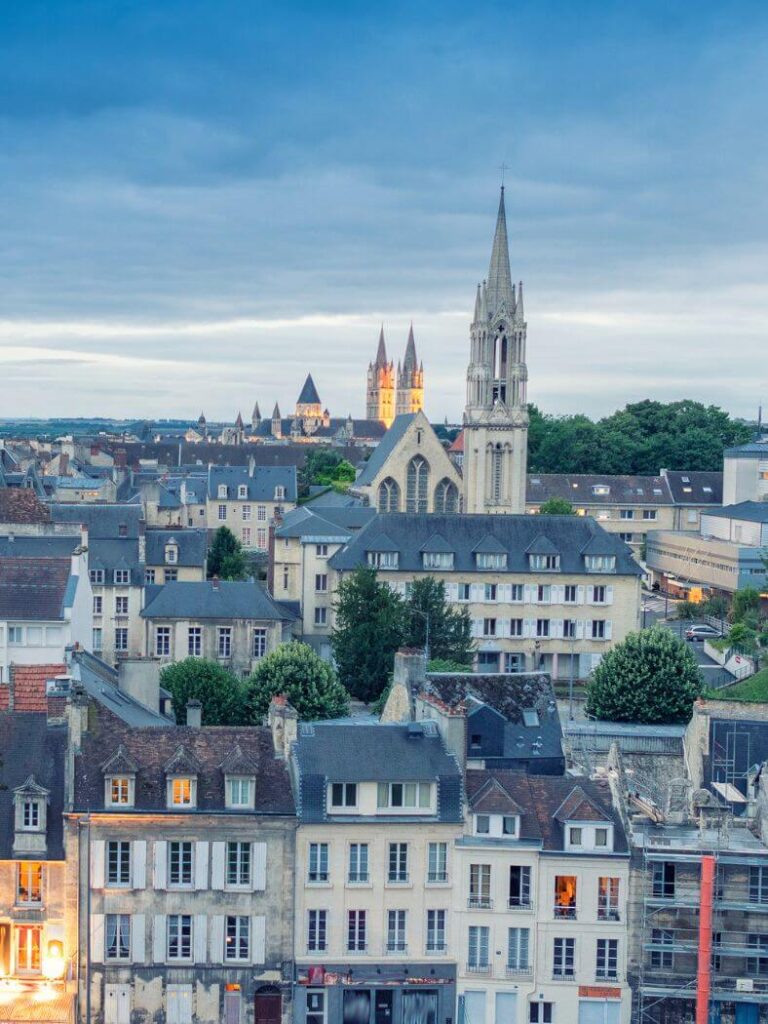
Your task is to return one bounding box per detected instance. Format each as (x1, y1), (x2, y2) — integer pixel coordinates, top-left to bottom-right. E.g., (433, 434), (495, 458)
(254, 992), (281, 1024)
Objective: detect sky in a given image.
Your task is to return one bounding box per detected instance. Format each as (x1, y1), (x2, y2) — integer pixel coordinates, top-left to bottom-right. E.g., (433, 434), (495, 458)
(1, 0), (767, 423)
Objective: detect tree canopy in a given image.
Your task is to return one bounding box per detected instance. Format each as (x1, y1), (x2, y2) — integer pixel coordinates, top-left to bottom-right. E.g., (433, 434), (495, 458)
(301, 448), (357, 496)
(527, 400), (751, 475)
(207, 526), (248, 580)
(160, 658), (244, 725)
(244, 642), (349, 722)
(537, 498), (575, 515)
(585, 625), (702, 724)
(402, 577), (473, 666)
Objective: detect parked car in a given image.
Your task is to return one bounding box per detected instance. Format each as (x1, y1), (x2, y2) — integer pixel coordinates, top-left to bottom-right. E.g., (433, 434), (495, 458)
(685, 624), (722, 642)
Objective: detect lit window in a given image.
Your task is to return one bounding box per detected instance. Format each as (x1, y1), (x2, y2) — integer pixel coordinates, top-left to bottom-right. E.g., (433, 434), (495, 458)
(225, 916), (250, 961)
(17, 862), (42, 904)
(108, 777), (132, 807)
(170, 778), (194, 807)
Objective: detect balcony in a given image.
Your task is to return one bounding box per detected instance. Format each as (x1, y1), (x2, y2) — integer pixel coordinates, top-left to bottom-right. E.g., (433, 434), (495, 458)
(553, 904), (577, 920)
(426, 943), (447, 955)
(507, 898), (533, 911)
(385, 943), (407, 955)
(466, 963), (491, 975)
(345, 945), (367, 955)
(506, 966), (533, 980)
(468, 896), (493, 910)
(427, 872), (448, 884)
(387, 874), (409, 885)
(347, 874), (369, 885)
(596, 972), (620, 983)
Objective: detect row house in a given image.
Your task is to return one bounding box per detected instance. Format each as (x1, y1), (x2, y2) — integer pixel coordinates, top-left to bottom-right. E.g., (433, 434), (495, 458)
(141, 579), (297, 677)
(271, 503), (377, 659)
(0, 711), (75, 1024)
(206, 465), (298, 551)
(70, 696), (297, 1024)
(290, 718), (464, 1024)
(328, 513), (643, 680)
(456, 771), (630, 1024)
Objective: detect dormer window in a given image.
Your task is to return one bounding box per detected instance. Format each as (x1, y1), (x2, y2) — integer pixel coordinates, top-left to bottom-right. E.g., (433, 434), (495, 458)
(476, 552), (506, 570)
(226, 777), (254, 809)
(330, 783), (358, 809)
(168, 777), (196, 808)
(529, 554), (560, 571)
(473, 813), (519, 838)
(13, 777), (49, 855)
(22, 799), (41, 831)
(107, 777), (133, 807)
(274, 485), (285, 500)
(584, 555), (616, 573)
(475, 815), (490, 835)
(423, 552), (454, 570)
(165, 543), (178, 564)
(367, 551), (399, 569)
(377, 782), (432, 810)
(592, 485), (610, 496)
(564, 823), (614, 852)
(218, 484), (227, 499)
(238, 484), (248, 499)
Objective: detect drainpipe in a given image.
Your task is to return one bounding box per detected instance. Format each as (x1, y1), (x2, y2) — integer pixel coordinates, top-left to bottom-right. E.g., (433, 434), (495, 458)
(696, 854), (715, 1024)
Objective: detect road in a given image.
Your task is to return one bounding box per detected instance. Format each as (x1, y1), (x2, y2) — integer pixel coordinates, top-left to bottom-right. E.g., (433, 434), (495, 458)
(659, 616), (734, 689)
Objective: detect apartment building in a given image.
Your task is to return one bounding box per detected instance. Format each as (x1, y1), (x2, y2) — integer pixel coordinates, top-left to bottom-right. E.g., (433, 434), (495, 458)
(141, 579), (297, 676)
(206, 465), (297, 551)
(0, 536), (92, 684)
(328, 513), (643, 680)
(272, 503), (376, 658)
(70, 698), (297, 1024)
(0, 711), (76, 1024)
(455, 771), (630, 1024)
(144, 529), (208, 585)
(290, 719), (464, 1024)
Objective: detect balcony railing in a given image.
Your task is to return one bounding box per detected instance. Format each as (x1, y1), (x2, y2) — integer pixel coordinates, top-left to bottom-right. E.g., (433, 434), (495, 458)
(387, 874), (409, 884)
(427, 943), (447, 954)
(552, 970), (575, 981)
(597, 908), (621, 922)
(466, 963), (491, 975)
(506, 966), (533, 979)
(554, 904), (577, 920)
(348, 874), (369, 884)
(385, 942), (407, 955)
(468, 896), (493, 910)
(508, 898), (533, 911)
(427, 872), (448, 883)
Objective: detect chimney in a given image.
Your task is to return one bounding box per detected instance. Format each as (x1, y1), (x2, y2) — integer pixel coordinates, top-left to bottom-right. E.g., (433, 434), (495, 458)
(117, 657), (161, 713)
(67, 684), (90, 754)
(380, 648), (426, 723)
(138, 518), (146, 566)
(267, 694), (298, 758)
(186, 700), (202, 728)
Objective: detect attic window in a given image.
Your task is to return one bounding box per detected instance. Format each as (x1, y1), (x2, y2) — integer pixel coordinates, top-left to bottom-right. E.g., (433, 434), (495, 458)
(217, 484), (227, 499)
(592, 485), (610, 496)
(367, 551), (399, 569)
(522, 710), (540, 728)
(476, 552), (507, 570)
(653, 488), (663, 495)
(529, 554), (560, 571)
(238, 485), (248, 499)
(165, 544), (178, 564)
(118, 523), (128, 538)
(168, 777), (196, 809)
(423, 552), (454, 570)
(703, 486), (713, 493)
(681, 476), (690, 483)
(584, 555), (616, 573)
(106, 777), (134, 808)
(226, 777), (254, 809)
(274, 486), (286, 500)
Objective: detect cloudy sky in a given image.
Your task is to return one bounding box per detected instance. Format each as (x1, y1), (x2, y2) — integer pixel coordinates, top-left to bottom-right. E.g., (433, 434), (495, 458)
(1, 1), (767, 422)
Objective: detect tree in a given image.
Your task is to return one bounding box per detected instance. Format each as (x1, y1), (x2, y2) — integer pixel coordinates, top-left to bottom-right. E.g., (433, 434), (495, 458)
(537, 498), (575, 515)
(427, 658), (473, 673)
(243, 642), (349, 722)
(402, 577), (473, 666)
(730, 586), (762, 627)
(207, 526), (247, 580)
(332, 566), (406, 702)
(585, 625), (702, 724)
(160, 658), (245, 725)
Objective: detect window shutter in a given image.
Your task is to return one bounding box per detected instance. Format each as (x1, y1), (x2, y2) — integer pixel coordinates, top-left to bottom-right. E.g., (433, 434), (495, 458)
(152, 915), (166, 964)
(194, 842), (209, 890)
(131, 915), (146, 964)
(472, 619), (483, 638)
(251, 916), (266, 965)
(480, 927), (489, 963)
(132, 841), (146, 889)
(209, 916), (224, 964)
(523, 619), (533, 638)
(446, 582), (459, 602)
(193, 916), (207, 964)
(252, 843), (267, 892)
(524, 584), (533, 603)
(606, 585), (614, 605)
(468, 927), (477, 964)
(605, 620), (613, 640)
(90, 840), (105, 889)
(211, 842), (225, 890)
(153, 842), (167, 890)
(577, 585), (585, 605)
(575, 620), (585, 639)
(552, 619), (563, 639)
(90, 914), (104, 964)
(520, 928), (530, 968)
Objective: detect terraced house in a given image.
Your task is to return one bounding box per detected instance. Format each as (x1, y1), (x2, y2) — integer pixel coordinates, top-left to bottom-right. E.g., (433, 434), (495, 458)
(328, 513), (643, 680)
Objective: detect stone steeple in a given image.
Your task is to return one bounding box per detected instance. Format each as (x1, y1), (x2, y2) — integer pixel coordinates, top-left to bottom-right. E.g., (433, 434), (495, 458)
(462, 186), (529, 514)
(251, 402), (261, 431)
(395, 324), (424, 417)
(366, 327), (395, 427)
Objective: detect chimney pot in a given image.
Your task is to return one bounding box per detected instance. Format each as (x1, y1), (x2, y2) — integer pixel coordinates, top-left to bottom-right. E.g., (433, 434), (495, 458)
(186, 700), (202, 728)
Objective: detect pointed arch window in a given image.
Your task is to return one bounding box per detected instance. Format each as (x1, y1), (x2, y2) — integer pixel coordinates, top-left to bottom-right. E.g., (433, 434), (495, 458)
(406, 456), (429, 513)
(434, 479), (458, 514)
(378, 478), (400, 513)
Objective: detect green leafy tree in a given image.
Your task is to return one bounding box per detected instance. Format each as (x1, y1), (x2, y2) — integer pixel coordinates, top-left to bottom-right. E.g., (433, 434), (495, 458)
(427, 658), (473, 673)
(585, 625), (702, 724)
(160, 658), (245, 725)
(403, 577), (473, 666)
(537, 498), (575, 515)
(332, 566), (406, 701)
(727, 622), (759, 655)
(207, 526), (248, 580)
(243, 642), (349, 722)
(730, 587), (762, 626)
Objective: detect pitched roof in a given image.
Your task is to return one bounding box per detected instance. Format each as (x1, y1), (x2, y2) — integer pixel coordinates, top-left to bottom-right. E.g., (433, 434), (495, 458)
(0, 489), (51, 524)
(662, 470), (723, 505)
(292, 721), (462, 824)
(73, 709), (295, 815)
(0, 558), (73, 620)
(275, 505), (376, 540)
(50, 502), (143, 538)
(9, 663), (66, 712)
(526, 473), (673, 506)
(702, 501), (768, 524)
(207, 465), (297, 502)
(469, 776), (525, 815)
(297, 374), (321, 406)
(330, 513), (642, 576)
(355, 413), (417, 486)
(141, 579), (296, 621)
(0, 713), (66, 858)
(145, 529), (208, 567)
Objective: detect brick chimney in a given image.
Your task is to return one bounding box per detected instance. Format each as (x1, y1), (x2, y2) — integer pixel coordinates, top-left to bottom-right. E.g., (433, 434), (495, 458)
(186, 700), (202, 728)
(380, 648), (426, 723)
(267, 694), (298, 758)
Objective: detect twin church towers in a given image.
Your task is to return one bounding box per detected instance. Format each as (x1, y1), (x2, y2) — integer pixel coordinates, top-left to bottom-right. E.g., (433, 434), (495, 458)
(365, 324), (424, 428)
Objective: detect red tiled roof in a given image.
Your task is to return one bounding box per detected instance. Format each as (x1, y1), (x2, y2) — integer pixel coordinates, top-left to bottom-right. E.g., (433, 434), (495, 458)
(10, 663), (66, 712)
(0, 687), (8, 711)
(0, 489), (51, 524)
(449, 431), (464, 452)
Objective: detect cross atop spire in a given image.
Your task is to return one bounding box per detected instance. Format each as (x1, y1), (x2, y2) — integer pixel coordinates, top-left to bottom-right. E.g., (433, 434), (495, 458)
(486, 185), (515, 316)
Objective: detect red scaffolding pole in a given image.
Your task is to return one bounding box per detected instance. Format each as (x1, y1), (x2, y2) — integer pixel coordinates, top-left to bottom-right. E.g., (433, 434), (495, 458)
(696, 854), (715, 1024)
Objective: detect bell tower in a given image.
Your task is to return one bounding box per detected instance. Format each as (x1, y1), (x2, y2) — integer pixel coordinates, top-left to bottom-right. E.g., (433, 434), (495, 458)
(462, 186), (528, 514)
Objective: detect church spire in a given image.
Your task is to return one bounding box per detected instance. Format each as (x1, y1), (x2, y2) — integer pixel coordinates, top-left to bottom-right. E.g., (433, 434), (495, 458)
(473, 283), (482, 322)
(486, 186), (514, 314)
(375, 326), (388, 368)
(403, 323), (417, 371)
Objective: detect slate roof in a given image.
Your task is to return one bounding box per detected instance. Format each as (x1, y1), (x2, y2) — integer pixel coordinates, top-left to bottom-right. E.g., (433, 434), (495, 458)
(292, 721), (463, 824)
(330, 513), (642, 576)
(50, 502), (143, 538)
(275, 505), (376, 541)
(89, 538), (142, 581)
(207, 465), (297, 502)
(724, 442), (768, 457)
(355, 414), (416, 486)
(702, 501), (768, 524)
(527, 473), (673, 506)
(0, 489), (51, 524)
(662, 470), (723, 505)
(72, 650), (172, 727)
(141, 580), (297, 621)
(73, 709), (295, 815)
(464, 770), (627, 853)
(0, 557), (73, 620)
(145, 529), (208, 566)
(0, 713), (66, 859)
(297, 374), (322, 405)
(0, 535), (79, 558)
